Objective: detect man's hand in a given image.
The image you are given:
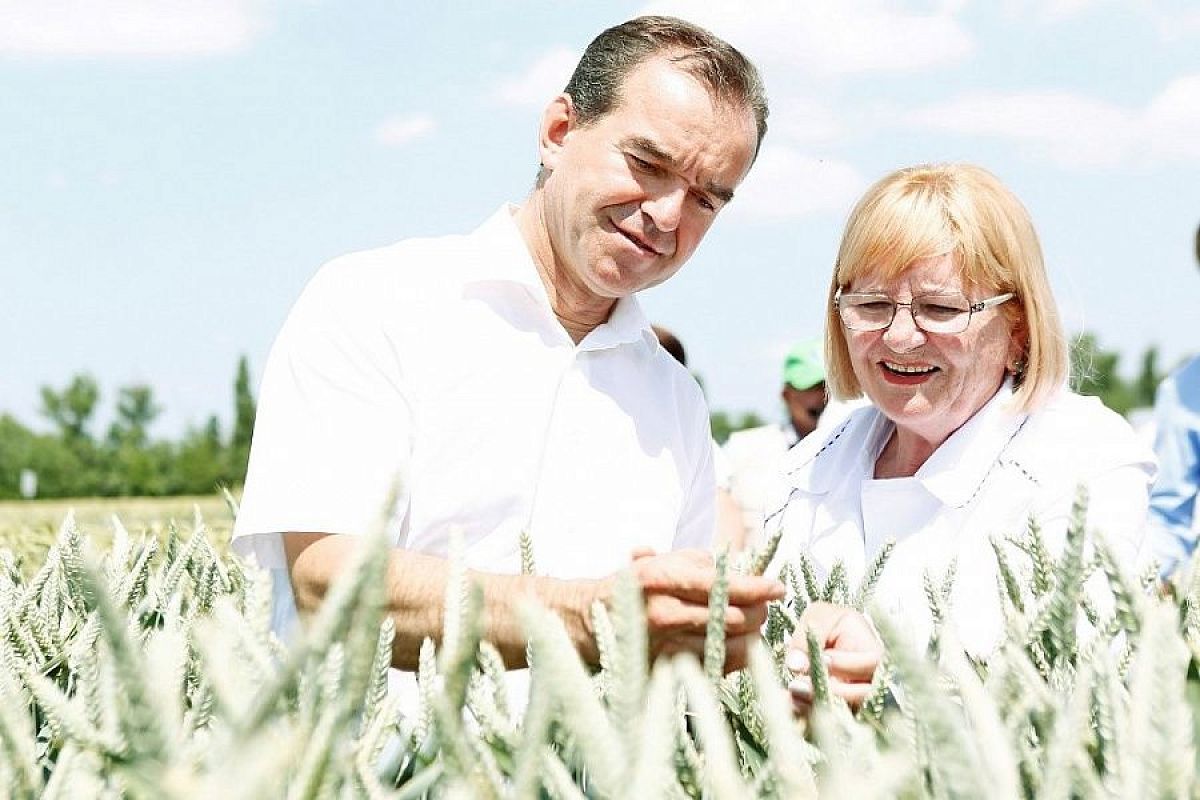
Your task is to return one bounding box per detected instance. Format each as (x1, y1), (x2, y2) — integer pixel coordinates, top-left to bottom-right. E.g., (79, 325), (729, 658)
(786, 602), (884, 717)
(623, 547), (785, 673)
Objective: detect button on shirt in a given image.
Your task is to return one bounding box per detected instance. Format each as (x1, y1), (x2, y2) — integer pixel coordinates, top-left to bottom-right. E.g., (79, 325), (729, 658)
(765, 382), (1156, 657)
(232, 206), (716, 640)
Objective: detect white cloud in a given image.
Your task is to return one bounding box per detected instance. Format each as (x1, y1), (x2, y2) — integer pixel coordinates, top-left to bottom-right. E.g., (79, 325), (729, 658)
(638, 0), (973, 75)
(727, 146), (866, 222)
(373, 113), (437, 147)
(1150, 7), (1200, 41)
(1000, 0), (1104, 24)
(0, 0), (265, 57)
(1144, 75), (1200, 160)
(490, 46), (578, 108)
(905, 91), (1135, 168)
(903, 76), (1200, 169)
(769, 96), (844, 146)
(1002, 0), (1200, 37)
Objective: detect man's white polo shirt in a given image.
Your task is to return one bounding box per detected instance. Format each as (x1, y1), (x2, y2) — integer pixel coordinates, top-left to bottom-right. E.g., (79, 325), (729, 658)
(232, 206), (716, 639)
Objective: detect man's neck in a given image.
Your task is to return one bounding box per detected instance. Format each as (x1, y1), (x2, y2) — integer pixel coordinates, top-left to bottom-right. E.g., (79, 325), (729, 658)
(513, 198), (616, 345)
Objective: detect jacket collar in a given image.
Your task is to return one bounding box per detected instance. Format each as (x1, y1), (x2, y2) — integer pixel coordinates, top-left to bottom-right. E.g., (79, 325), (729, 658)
(783, 379), (1027, 507)
(915, 380), (1028, 507)
(782, 408), (886, 495)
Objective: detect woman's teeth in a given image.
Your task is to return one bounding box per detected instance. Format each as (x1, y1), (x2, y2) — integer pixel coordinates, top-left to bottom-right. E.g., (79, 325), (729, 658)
(883, 362), (938, 375)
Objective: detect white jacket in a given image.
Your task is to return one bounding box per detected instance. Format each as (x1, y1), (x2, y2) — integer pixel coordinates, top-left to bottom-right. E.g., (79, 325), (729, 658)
(765, 382), (1157, 656)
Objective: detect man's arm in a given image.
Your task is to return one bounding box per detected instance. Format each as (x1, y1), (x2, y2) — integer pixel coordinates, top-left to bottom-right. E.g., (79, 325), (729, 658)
(285, 533), (783, 671)
(715, 488), (749, 552)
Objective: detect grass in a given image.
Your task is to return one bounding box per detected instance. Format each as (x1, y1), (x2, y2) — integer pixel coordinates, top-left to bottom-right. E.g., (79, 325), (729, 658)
(0, 494), (235, 572)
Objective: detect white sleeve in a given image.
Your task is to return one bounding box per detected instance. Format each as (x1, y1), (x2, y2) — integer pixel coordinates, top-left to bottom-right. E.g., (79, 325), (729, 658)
(232, 260), (414, 567)
(1031, 464), (1154, 563)
(712, 437), (733, 491)
(1084, 464), (1155, 568)
(671, 403), (718, 552)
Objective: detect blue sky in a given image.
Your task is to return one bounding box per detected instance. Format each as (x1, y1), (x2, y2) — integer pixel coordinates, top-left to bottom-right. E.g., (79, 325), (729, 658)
(2, 0), (1199, 438)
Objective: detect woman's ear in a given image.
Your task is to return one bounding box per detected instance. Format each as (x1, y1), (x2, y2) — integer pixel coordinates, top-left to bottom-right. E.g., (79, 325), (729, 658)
(1007, 315), (1029, 374)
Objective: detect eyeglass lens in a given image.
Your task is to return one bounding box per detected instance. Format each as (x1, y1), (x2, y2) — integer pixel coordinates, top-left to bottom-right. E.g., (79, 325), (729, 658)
(840, 294), (973, 333)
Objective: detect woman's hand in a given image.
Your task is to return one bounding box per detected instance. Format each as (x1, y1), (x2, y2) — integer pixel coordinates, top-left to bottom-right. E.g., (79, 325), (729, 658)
(786, 601), (884, 716)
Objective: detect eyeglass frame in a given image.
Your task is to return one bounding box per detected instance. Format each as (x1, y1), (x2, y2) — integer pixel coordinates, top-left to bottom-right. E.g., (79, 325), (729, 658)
(832, 287), (1015, 334)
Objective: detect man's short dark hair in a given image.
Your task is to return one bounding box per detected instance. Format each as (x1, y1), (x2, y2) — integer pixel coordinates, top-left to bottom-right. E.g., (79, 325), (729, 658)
(568, 16), (767, 147)
(538, 16), (768, 185)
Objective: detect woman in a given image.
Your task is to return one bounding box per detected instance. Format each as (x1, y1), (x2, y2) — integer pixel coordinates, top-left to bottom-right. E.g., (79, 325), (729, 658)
(770, 163), (1156, 709)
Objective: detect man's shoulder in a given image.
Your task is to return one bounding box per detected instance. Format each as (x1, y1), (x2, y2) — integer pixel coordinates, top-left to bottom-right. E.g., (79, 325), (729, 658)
(1166, 355), (1200, 406)
(314, 230), (478, 294)
(1176, 354), (1200, 379)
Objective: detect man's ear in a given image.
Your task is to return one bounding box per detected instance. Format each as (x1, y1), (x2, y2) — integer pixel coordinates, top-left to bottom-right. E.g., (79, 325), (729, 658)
(538, 93), (575, 173)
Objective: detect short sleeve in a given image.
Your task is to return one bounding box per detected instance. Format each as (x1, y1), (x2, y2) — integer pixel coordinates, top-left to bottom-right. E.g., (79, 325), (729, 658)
(1147, 370), (1200, 573)
(232, 260), (414, 567)
(671, 400), (717, 551)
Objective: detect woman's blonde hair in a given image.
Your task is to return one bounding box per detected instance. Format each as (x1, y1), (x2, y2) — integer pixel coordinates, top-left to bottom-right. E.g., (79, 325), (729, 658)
(825, 163), (1068, 414)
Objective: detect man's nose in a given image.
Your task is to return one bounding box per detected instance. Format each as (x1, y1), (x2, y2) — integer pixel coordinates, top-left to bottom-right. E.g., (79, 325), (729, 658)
(641, 187), (685, 233)
(882, 303), (926, 352)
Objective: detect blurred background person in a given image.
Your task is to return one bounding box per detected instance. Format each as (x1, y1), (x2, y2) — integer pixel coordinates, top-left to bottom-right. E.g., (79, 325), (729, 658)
(1146, 221), (1200, 579)
(720, 340), (832, 549)
(651, 324), (688, 367)
(652, 324), (747, 550)
(768, 163), (1156, 714)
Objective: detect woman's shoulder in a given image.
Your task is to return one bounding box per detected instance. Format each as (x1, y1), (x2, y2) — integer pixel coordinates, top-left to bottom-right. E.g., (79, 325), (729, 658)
(1008, 389), (1155, 480)
(778, 404), (881, 493)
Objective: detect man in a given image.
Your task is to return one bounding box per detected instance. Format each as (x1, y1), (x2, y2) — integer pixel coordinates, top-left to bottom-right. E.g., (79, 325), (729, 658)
(719, 339), (829, 547)
(232, 16), (782, 678)
(1146, 222), (1200, 578)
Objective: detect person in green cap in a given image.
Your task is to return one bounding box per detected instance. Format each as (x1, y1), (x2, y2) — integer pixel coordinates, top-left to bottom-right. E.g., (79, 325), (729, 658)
(717, 339), (832, 548)
(780, 339), (830, 440)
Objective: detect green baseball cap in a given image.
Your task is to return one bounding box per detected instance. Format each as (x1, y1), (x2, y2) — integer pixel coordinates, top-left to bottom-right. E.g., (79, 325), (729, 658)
(783, 339), (825, 391)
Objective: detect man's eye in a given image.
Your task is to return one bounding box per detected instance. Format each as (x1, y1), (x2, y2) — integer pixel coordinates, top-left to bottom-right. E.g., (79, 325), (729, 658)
(694, 194), (716, 212)
(629, 154), (656, 172)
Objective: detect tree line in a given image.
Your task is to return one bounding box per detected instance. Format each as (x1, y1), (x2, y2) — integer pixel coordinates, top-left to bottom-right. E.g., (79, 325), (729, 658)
(0, 357), (256, 500)
(0, 335), (1172, 499)
(1070, 333), (1164, 417)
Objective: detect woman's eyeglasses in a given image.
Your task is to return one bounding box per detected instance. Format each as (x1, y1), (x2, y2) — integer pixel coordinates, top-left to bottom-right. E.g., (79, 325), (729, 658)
(834, 289), (1014, 334)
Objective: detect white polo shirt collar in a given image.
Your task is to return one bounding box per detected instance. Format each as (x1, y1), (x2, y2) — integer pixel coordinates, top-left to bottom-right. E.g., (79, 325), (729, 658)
(463, 205), (656, 355)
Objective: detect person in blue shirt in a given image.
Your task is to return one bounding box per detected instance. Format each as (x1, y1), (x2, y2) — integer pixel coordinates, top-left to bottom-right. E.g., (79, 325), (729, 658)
(1147, 223), (1200, 577)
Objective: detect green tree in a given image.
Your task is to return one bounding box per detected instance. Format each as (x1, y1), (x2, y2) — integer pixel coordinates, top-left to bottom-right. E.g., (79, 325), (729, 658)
(229, 356), (256, 485)
(26, 433), (96, 498)
(39, 374), (100, 442)
(1070, 333), (1165, 417)
(174, 415), (227, 495)
(107, 384), (162, 448)
(0, 414), (37, 500)
(710, 410), (766, 445)
(1133, 346), (1161, 409)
